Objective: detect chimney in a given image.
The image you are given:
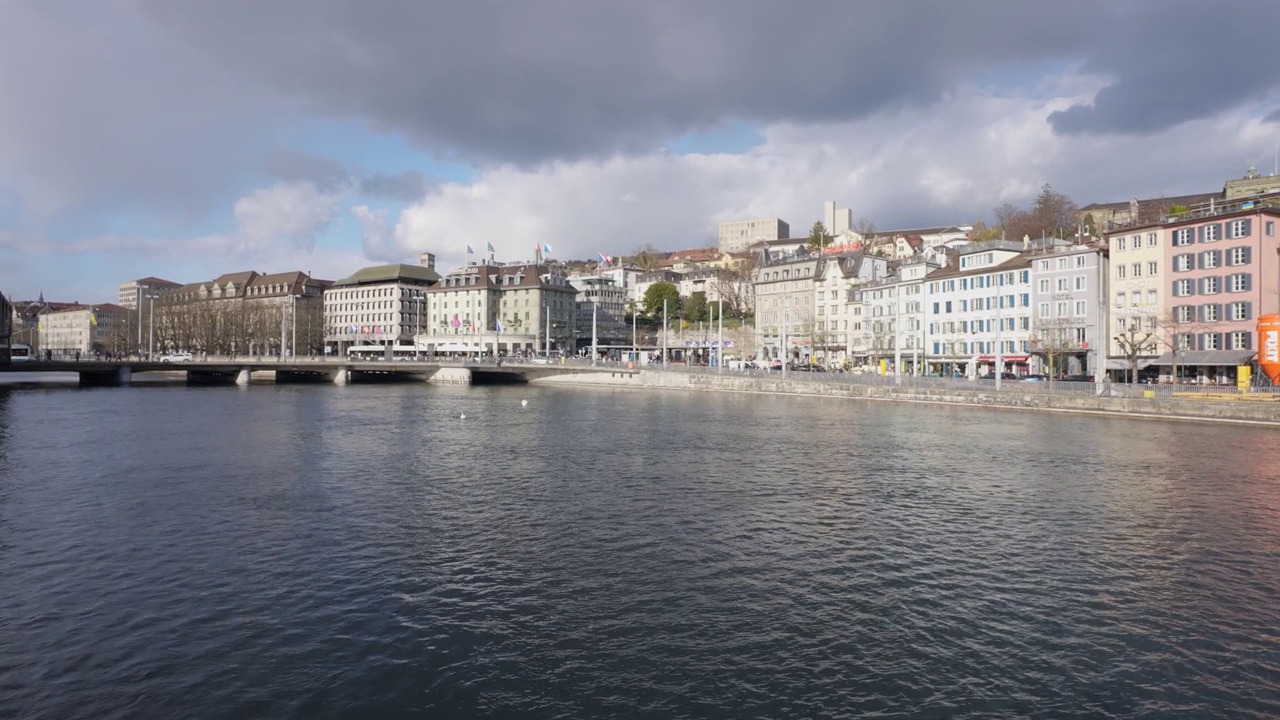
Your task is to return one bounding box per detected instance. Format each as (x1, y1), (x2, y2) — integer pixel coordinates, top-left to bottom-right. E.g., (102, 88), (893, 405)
(419, 252), (436, 270)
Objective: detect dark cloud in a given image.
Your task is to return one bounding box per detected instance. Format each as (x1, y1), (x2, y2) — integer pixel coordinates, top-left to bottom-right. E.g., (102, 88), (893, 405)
(359, 171), (430, 202)
(1049, 0), (1280, 135)
(265, 151), (350, 190)
(139, 0), (1111, 165)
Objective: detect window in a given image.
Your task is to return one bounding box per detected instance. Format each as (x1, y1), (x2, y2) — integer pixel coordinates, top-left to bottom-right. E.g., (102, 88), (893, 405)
(1147, 289), (1157, 305)
(1228, 247), (1249, 266)
(1056, 277), (1069, 291)
(1074, 300), (1086, 316)
(1174, 254), (1193, 272)
(1075, 255), (1086, 268)
(1175, 305), (1194, 323)
(1147, 232), (1158, 247)
(1230, 331), (1250, 350)
(1202, 304), (1220, 322)
(1075, 275), (1086, 290)
(1268, 221), (1275, 237)
(1203, 224), (1220, 241)
(1117, 237), (1126, 251)
(1038, 278), (1050, 293)
(1201, 277), (1221, 295)
(1130, 293), (1139, 307)
(1057, 301), (1069, 317)
(1146, 316), (1157, 331)
(1229, 273), (1249, 293)
(1229, 301), (1249, 321)
(1131, 263), (1142, 277)
(1115, 292), (1125, 306)
(1038, 260), (1050, 271)
(1148, 261), (1158, 276)
(1229, 220), (1247, 238)
(1038, 302), (1050, 318)
(1057, 257), (1068, 270)
(1173, 279), (1193, 297)
(1173, 228), (1192, 246)
(1202, 333), (1220, 350)
(1117, 265), (1127, 279)
(1201, 251), (1219, 269)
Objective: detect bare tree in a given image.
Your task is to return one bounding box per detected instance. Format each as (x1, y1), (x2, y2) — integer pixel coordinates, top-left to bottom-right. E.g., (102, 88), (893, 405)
(1029, 319), (1079, 380)
(1113, 321), (1157, 385)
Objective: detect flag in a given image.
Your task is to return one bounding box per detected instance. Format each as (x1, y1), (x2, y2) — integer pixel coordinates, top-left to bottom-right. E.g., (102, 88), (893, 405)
(496, 319), (505, 334)
(597, 252), (607, 264)
(466, 244), (475, 254)
(542, 243), (552, 255)
(487, 242), (495, 253)
(451, 315), (460, 328)
(605, 253), (614, 265)
(90, 312), (98, 327)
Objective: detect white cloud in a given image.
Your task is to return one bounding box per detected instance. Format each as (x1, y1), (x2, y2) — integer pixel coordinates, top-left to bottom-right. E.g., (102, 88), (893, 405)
(229, 180), (344, 252)
(369, 79), (1278, 273)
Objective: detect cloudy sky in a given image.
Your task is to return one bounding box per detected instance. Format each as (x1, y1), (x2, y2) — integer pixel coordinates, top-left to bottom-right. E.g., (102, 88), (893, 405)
(4, 0), (1280, 301)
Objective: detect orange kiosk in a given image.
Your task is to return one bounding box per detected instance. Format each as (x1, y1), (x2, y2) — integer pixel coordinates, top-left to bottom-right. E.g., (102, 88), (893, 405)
(1259, 315), (1280, 385)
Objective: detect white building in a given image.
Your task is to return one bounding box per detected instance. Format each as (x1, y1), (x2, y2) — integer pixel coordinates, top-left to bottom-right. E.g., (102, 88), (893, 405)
(40, 303), (130, 357)
(1028, 243), (1108, 378)
(823, 201), (853, 235)
(324, 263), (441, 354)
(814, 252), (890, 364)
(924, 244), (1034, 377)
(118, 277), (181, 310)
(753, 247), (820, 361)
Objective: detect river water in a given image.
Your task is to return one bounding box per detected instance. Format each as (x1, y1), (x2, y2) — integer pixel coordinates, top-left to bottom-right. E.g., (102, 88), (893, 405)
(0, 382), (1277, 719)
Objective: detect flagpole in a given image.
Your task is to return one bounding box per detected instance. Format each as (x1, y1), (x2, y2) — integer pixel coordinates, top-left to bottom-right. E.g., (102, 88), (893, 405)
(717, 296), (723, 373)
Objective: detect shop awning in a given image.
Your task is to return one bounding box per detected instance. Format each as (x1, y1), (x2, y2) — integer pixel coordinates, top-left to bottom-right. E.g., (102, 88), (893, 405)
(1105, 357), (1157, 370)
(1151, 350), (1255, 366)
(976, 355), (1030, 362)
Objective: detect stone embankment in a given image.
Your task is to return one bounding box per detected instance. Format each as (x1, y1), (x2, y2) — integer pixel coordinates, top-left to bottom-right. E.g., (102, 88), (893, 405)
(532, 370), (1280, 425)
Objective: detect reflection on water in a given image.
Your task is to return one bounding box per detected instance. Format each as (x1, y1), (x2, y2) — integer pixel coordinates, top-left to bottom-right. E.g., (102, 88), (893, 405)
(0, 384), (1278, 719)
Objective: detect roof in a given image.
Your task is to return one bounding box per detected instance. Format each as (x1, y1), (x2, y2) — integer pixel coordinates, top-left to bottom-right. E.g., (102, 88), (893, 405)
(332, 263), (440, 287)
(49, 302), (128, 315)
(867, 225), (967, 238)
(129, 276), (182, 287)
(1080, 192), (1219, 213)
(924, 252), (1032, 282)
(430, 261), (573, 292)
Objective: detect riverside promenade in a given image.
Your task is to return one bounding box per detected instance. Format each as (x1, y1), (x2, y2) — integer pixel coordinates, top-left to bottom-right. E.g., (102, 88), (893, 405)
(535, 365), (1280, 426)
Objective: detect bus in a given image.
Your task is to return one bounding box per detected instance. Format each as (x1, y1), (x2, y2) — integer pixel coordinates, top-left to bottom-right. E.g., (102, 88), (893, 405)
(10, 344), (31, 362)
(346, 344), (420, 361)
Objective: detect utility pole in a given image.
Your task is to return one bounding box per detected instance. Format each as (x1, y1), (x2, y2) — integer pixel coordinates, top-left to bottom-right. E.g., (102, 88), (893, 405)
(717, 296), (723, 373)
(136, 286), (142, 358)
(544, 300), (551, 357)
(148, 295), (154, 358)
(632, 304), (637, 363)
(291, 295), (297, 359)
(662, 298), (668, 367)
(995, 272), (1004, 390)
(591, 290), (598, 366)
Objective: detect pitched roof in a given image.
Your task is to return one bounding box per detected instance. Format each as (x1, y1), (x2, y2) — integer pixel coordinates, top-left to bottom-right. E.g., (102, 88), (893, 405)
(1079, 191), (1219, 213)
(333, 263), (442, 287)
(925, 252), (1031, 281)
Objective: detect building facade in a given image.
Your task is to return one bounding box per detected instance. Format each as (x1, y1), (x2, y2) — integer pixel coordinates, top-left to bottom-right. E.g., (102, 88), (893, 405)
(422, 260), (577, 355)
(924, 246), (1034, 377)
(1106, 226), (1164, 378)
(570, 275), (629, 350)
(718, 217), (790, 254)
(40, 304), (130, 357)
(753, 248), (819, 361)
(118, 277), (182, 310)
(157, 270), (332, 356)
(324, 263), (441, 353)
(1029, 244), (1107, 378)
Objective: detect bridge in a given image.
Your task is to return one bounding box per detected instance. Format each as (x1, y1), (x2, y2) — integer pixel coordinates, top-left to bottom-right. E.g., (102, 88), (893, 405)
(0, 358), (639, 386)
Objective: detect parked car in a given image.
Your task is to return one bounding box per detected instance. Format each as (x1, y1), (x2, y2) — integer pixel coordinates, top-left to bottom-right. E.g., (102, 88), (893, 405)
(1061, 374), (1094, 382)
(1020, 374), (1047, 382)
(979, 372), (1019, 380)
(160, 352), (193, 363)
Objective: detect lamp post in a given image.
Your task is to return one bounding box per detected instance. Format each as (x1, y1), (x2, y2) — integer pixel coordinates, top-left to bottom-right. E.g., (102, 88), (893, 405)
(662, 298), (668, 367)
(632, 304), (637, 363)
(781, 294), (788, 379)
(717, 296), (723, 374)
(148, 295), (154, 359)
(136, 286), (143, 358)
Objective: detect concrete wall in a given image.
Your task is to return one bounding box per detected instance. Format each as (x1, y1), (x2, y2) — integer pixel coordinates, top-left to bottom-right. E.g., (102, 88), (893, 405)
(542, 370), (1280, 425)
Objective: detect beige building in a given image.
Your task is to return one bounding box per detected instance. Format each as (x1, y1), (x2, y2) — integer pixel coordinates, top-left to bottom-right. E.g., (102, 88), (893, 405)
(40, 303), (130, 357)
(718, 217), (790, 254)
(753, 248), (820, 361)
(423, 260), (577, 355)
(1105, 227), (1162, 372)
(324, 263), (441, 353)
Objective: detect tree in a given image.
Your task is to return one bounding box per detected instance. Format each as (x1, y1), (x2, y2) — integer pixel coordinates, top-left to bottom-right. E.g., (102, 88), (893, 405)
(1160, 307), (1206, 384)
(807, 221), (831, 252)
(991, 185), (1079, 242)
(629, 243), (662, 272)
(643, 282), (680, 317)
(713, 255), (757, 320)
(1113, 320), (1157, 385)
(683, 291), (707, 322)
(1029, 320), (1078, 380)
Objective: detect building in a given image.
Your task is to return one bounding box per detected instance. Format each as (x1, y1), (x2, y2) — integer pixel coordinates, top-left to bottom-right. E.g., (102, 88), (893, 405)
(1028, 243), (1108, 378)
(157, 270), (332, 356)
(422, 260), (577, 356)
(0, 291), (10, 363)
(860, 257), (940, 373)
(634, 270), (681, 311)
(753, 247), (820, 361)
(570, 274), (628, 350)
(40, 303), (130, 357)
(1223, 167), (1280, 200)
(324, 263), (442, 354)
(1106, 225), (1164, 379)
(924, 243), (1034, 377)
(1154, 202), (1280, 383)
(9, 296), (86, 354)
(813, 251), (889, 364)
(823, 201), (853, 235)
(118, 277), (181, 310)
(718, 217), (790, 254)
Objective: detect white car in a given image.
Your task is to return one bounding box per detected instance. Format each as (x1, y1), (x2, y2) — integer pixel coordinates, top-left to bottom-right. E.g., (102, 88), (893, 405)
(160, 353), (193, 363)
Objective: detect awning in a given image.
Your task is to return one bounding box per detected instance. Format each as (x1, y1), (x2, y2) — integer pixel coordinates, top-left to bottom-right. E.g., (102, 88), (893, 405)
(976, 355), (1029, 362)
(1151, 350), (1255, 366)
(1105, 358), (1157, 370)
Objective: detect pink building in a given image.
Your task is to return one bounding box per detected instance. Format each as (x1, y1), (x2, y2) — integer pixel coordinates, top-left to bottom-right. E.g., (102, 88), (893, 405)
(1159, 204), (1280, 382)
